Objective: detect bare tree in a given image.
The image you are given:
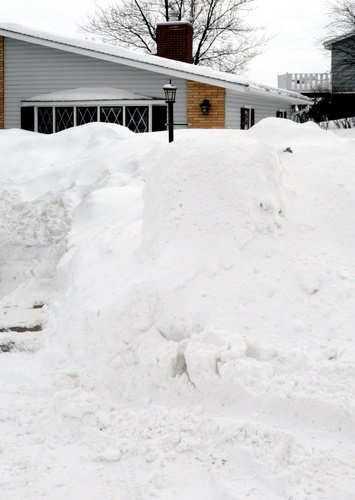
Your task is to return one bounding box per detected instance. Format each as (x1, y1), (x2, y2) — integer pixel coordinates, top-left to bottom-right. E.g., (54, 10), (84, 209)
(319, 115), (355, 128)
(79, 0), (266, 73)
(326, 0), (355, 34)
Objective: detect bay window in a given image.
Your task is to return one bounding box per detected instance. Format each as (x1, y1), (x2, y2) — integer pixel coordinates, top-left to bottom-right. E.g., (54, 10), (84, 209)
(21, 91), (166, 134)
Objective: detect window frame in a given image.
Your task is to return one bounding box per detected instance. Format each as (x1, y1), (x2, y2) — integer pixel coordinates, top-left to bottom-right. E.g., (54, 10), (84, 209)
(76, 106), (98, 126)
(37, 107), (54, 134)
(125, 106), (149, 133)
(21, 99), (166, 134)
(276, 109), (288, 119)
(240, 106), (255, 130)
(100, 106), (124, 125)
(55, 106), (75, 132)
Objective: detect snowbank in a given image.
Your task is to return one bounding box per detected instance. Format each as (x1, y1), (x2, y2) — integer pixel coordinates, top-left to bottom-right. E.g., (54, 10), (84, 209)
(0, 119), (354, 498)
(45, 121), (354, 395)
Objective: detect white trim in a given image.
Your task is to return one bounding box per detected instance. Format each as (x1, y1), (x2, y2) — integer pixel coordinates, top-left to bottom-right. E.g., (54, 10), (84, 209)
(241, 105), (254, 130)
(148, 106), (153, 131)
(34, 105), (38, 132)
(277, 109), (287, 118)
(22, 99), (165, 107)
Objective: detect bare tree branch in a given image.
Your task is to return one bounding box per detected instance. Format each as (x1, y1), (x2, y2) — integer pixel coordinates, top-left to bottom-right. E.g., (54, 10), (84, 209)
(326, 0), (355, 34)
(79, 0), (267, 73)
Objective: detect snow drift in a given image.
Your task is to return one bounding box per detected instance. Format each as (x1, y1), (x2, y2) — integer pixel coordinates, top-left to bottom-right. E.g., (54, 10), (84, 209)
(0, 119), (354, 499)
(44, 121), (354, 400)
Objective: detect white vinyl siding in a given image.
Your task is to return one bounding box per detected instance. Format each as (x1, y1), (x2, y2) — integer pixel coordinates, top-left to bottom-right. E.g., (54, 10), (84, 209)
(4, 37), (187, 130)
(225, 90), (293, 129)
(331, 38), (355, 93)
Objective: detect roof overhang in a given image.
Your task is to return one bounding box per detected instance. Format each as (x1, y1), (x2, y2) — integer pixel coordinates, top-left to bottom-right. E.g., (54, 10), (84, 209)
(0, 23), (310, 105)
(324, 31), (355, 49)
(21, 87), (164, 104)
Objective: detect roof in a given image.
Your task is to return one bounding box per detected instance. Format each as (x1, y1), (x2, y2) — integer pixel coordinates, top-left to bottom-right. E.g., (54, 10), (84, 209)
(0, 22), (310, 104)
(23, 87), (162, 102)
(324, 31), (355, 49)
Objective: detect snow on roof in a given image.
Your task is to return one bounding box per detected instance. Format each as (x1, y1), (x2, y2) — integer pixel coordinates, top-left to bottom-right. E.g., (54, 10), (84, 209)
(0, 22), (310, 104)
(324, 31), (355, 49)
(23, 87), (162, 102)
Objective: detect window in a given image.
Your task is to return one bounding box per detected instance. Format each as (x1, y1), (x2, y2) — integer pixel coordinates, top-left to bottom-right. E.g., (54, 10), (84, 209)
(38, 107), (53, 134)
(100, 107), (123, 125)
(21, 107), (35, 132)
(77, 107), (98, 126)
(22, 101), (165, 134)
(126, 106), (148, 133)
(240, 107), (255, 130)
(276, 110), (287, 119)
(56, 107), (74, 132)
(152, 106), (167, 132)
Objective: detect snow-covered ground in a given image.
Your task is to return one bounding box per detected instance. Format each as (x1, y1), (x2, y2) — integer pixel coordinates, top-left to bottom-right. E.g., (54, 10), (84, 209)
(0, 119), (354, 499)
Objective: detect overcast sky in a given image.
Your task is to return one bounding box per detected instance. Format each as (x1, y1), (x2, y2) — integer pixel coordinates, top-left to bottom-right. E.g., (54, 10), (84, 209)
(1, 0), (331, 87)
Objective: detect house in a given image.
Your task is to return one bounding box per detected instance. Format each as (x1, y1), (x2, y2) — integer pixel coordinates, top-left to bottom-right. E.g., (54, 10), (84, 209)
(324, 33), (355, 93)
(0, 22), (309, 134)
(277, 73), (331, 98)
(324, 32), (355, 119)
(278, 33), (355, 121)
(277, 73), (332, 122)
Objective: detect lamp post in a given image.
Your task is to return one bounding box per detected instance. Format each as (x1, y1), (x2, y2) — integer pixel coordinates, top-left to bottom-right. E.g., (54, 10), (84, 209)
(163, 80), (177, 143)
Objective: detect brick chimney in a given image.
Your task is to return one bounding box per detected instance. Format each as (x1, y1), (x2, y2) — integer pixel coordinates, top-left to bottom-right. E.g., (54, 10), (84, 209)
(156, 22), (193, 64)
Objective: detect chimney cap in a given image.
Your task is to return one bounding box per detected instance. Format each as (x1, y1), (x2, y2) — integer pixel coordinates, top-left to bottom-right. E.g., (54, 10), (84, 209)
(156, 21), (192, 27)
(169, 7), (179, 21)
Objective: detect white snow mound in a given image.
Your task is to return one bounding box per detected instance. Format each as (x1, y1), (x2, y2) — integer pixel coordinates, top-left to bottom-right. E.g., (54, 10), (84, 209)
(42, 121), (354, 406)
(0, 119), (354, 499)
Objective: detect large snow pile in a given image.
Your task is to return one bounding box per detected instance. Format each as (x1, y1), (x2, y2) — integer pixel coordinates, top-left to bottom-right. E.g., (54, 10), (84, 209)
(0, 119), (354, 499)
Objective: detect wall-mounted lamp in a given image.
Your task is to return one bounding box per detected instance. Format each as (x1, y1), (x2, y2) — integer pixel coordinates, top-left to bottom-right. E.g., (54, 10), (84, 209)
(200, 99), (211, 115)
(163, 80), (177, 142)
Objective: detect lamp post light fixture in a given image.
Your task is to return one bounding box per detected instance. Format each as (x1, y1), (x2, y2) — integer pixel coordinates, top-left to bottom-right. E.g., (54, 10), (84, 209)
(200, 98), (211, 115)
(163, 80), (177, 143)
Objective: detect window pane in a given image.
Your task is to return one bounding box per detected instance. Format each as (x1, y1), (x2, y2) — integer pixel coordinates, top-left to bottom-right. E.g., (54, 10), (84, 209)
(251, 108), (255, 127)
(38, 107), (53, 134)
(21, 107), (35, 132)
(126, 106), (148, 133)
(100, 107), (123, 125)
(152, 106), (167, 132)
(276, 110), (287, 119)
(241, 107), (255, 130)
(77, 107), (98, 126)
(55, 107), (74, 132)
(244, 108), (250, 129)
